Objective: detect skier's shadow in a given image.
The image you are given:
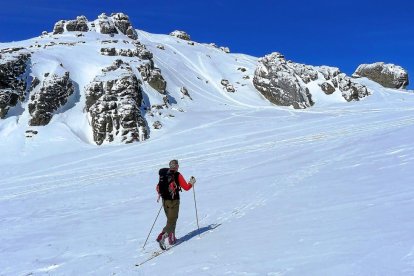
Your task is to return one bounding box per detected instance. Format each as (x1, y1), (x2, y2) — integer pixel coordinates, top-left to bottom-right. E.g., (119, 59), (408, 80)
(178, 223), (221, 243)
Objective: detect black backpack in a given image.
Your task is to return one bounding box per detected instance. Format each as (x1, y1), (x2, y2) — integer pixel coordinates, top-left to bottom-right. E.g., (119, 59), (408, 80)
(157, 168), (182, 200)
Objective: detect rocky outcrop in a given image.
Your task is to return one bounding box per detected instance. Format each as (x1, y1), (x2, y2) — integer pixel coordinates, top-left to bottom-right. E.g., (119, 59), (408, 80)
(0, 49), (30, 118)
(97, 13), (118, 35)
(85, 60), (148, 145)
(53, 20), (66, 34)
(170, 30), (191, 41)
(100, 41), (153, 59)
(28, 71), (74, 126)
(253, 52), (314, 109)
(353, 62), (409, 89)
(220, 46), (230, 53)
(180, 87), (192, 100)
(111, 13), (138, 40)
(138, 61), (167, 93)
(134, 41), (153, 59)
(66, 16), (89, 32)
(52, 13), (138, 40)
(333, 73), (370, 102)
(221, 79), (236, 92)
(319, 82), (336, 95)
(147, 69), (167, 93)
(253, 52), (371, 108)
(53, 16), (89, 34)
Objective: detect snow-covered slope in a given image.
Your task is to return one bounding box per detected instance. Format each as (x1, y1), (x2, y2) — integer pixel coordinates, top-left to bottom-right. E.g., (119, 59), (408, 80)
(1, 15), (414, 276)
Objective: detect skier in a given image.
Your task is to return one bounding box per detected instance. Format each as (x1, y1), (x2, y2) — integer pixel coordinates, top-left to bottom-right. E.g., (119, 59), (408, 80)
(156, 159), (196, 249)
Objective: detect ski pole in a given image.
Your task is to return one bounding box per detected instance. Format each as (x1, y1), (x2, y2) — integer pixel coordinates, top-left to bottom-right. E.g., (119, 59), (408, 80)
(142, 204), (163, 249)
(192, 184), (201, 237)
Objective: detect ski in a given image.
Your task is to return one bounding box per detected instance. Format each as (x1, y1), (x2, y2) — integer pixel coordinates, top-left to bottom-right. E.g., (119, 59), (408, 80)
(136, 240), (182, 267)
(136, 223), (221, 267)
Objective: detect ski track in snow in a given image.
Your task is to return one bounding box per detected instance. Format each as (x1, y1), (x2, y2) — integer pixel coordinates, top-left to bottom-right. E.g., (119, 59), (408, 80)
(1, 111), (414, 202)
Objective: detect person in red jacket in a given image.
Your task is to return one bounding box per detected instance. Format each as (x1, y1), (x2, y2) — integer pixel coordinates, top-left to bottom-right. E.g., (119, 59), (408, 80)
(156, 159), (196, 249)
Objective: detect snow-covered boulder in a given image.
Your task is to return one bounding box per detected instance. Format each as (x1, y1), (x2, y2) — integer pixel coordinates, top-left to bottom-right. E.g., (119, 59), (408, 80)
(221, 79), (236, 92)
(253, 52), (314, 109)
(220, 46), (230, 53)
(0, 48), (31, 118)
(353, 62), (409, 89)
(28, 71), (74, 126)
(170, 30), (191, 41)
(85, 60), (147, 145)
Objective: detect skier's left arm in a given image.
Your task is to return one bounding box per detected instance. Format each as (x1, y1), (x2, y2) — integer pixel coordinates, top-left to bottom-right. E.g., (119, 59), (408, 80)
(177, 174), (194, 191)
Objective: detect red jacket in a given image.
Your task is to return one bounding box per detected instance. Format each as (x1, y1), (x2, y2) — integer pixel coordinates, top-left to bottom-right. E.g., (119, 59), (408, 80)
(176, 173), (192, 191)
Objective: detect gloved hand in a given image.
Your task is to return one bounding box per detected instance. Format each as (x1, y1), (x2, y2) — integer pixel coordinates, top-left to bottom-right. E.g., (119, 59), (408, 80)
(189, 176), (196, 185)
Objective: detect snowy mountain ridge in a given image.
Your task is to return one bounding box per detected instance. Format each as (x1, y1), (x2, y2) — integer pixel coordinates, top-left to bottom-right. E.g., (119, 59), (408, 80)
(1, 13), (410, 147)
(1, 13), (414, 275)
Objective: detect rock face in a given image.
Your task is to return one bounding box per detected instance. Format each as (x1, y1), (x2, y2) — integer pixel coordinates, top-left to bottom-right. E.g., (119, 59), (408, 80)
(110, 13), (138, 40)
(85, 60), (148, 145)
(97, 13), (118, 35)
(100, 42), (153, 59)
(170, 30), (191, 41)
(0, 49), (31, 118)
(53, 20), (66, 34)
(319, 82), (336, 95)
(253, 52), (314, 109)
(333, 74), (370, 102)
(138, 61), (167, 93)
(66, 16), (89, 32)
(253, 52), (371, 108)
(52, 13), (138, 40)
(53, 16), (89, 34)
(353, 62), (409, 89)
(28, 71), (74, 126)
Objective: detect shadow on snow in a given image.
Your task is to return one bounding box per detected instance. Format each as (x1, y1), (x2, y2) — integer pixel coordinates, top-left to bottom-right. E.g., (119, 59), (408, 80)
(178, 223), (221, 243)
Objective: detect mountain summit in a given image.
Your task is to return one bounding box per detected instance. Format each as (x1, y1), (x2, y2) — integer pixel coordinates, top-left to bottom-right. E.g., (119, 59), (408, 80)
(0, 13), (410, 145)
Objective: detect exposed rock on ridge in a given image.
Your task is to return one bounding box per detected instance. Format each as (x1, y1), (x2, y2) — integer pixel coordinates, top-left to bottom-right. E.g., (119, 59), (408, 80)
(53, 16), (89, 34)
(253, 52), (314, 109)
(353, 62), (409, 89)
(109, 13), (138, 40)
(253, 52), (370, 108)
(170, 30), (191, 41)
(53, 13), (138, 40)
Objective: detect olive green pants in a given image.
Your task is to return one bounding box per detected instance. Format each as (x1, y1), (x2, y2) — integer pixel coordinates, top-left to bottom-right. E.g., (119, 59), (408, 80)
(162, 199), (180, 234)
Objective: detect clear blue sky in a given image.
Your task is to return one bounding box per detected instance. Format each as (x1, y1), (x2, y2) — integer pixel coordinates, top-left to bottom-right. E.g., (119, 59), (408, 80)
(1, 0), (413, 87)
